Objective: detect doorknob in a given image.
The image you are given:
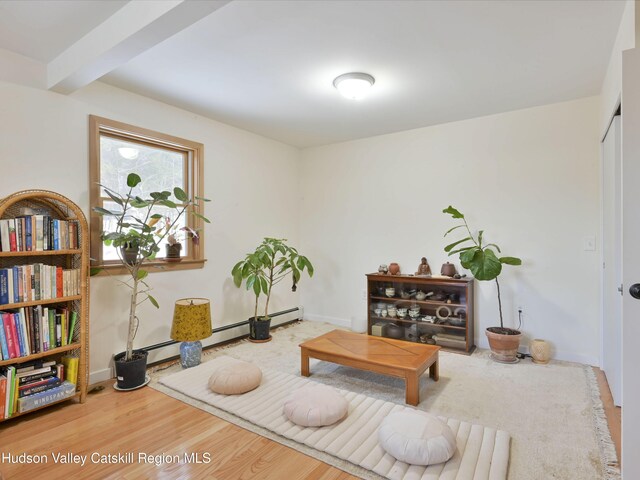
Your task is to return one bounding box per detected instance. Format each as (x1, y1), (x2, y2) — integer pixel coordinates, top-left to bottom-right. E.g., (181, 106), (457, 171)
(630, 284), (640, 299)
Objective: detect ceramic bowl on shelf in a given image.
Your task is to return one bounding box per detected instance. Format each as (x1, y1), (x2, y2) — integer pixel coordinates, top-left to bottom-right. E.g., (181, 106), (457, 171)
(387, 306), (397, 318)
(374, 308), (382, 317)
(408, 310), (420, 319)
(385, 288), (396, 298)
(397, 308), (408, 318)
(381, 309), (388, 317)
(409, 305), (421, 315)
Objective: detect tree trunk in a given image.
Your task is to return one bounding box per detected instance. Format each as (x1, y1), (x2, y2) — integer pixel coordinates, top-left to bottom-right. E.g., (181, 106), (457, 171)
(126, 274), (139, 361)
(495, 277), (504, 329)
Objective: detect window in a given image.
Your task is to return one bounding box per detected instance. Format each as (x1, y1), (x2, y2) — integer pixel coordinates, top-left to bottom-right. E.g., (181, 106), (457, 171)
(89, 115), (206, 273)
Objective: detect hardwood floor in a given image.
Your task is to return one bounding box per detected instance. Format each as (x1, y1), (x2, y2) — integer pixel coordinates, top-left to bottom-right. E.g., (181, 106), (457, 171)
(0, 365), (622, 480)
(593, 367), (622, 464)
(0, 381), (357, 480)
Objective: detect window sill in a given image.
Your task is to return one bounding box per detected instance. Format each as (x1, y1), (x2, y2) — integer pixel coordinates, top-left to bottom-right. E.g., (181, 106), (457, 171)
(91, 258), (206, 276)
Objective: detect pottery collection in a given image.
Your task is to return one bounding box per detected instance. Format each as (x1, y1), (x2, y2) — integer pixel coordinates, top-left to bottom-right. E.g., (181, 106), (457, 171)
(388, 262), (400, 275)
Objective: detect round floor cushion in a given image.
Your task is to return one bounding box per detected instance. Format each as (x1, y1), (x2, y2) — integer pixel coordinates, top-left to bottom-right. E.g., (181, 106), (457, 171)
(208, 360), (262, 395)
(283, 384), (348, 427)
(378, 410), (457, 465)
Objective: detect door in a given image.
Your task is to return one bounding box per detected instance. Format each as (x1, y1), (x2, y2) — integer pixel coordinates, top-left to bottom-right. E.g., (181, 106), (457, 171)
(621, 47), (640, 477)
(602, 115), (622, 407)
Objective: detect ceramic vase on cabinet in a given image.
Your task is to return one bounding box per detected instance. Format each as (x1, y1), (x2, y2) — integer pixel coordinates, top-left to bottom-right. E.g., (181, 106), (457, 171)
(529, 339), (551, 364)
(388, 263), (400, 275)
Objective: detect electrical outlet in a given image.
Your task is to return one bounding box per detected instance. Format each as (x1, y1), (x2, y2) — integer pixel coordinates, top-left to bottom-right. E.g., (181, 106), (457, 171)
(517, 305), (524, 314)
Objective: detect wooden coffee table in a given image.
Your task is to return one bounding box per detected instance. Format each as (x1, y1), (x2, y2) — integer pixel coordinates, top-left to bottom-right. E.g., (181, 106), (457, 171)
(299, 329), (440, 406)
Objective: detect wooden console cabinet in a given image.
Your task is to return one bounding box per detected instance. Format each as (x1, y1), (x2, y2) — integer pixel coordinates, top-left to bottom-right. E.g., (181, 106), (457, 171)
(366, 273), (475, 353)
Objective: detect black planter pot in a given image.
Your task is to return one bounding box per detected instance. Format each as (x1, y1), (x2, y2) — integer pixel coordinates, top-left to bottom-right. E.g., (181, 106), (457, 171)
(165, 243), (182, 262)
(114, 349), (148, 390)
(249, 317), (271, 342)
(120, 245), (139, 266)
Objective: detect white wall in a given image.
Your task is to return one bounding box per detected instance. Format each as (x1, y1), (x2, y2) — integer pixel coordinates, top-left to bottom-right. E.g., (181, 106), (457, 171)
(601, 0), (635, 137)
(299, 96), (601, 364)
(0, 81), (301, 382)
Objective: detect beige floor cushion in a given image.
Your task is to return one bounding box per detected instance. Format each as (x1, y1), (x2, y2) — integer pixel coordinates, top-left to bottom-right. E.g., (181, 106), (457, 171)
(378, 410), (457, 465)
(283, 383), (348, 427)
(208, 359), (262, 395)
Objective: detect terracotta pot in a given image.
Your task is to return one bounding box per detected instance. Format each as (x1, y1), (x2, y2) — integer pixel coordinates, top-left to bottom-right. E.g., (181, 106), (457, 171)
(388, 262), (400, 275)
(530, 339), (551, 364)
(485, 327), (521, 363)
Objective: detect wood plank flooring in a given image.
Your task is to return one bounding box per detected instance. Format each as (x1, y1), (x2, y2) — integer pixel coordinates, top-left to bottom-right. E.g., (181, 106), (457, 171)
(0, 366), (622, 480)
(593, 367), (622, 465)
(0, 381), (357, 480)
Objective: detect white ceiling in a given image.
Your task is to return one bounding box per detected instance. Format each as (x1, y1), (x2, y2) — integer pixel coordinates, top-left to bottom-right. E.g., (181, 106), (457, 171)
(0, 1), (626, 147)
(0, 0), (128, 62)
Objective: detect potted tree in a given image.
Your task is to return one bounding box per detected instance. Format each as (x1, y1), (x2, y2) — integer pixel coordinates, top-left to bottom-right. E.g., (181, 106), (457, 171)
(232, 237), (313, 342)
(442, 206), (522, 363)
(93, 173), (210, 388)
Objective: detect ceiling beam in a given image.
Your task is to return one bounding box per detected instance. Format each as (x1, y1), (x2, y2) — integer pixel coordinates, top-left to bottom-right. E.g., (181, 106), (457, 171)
(47, 0), (231, 94)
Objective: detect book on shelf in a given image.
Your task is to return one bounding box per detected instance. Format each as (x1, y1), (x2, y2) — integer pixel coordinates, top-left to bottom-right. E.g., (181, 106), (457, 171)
(0, 216), (80, 252)
(17, 369), (55, 385)
(19, 377), (62, 397)
(0, 374), (6, 420)
(62, 356), (78, 385)
(0, 318), (8, 360)
(17, 380), (76, 414)
(4, 366), (14, 418)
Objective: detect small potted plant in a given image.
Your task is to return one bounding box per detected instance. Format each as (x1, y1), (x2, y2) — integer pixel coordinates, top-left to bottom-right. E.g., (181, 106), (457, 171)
(93, 173), (210, 388)
(442, 206), (522, 363)
(154, 216), (201, 262)
(231, 237), (313, 342)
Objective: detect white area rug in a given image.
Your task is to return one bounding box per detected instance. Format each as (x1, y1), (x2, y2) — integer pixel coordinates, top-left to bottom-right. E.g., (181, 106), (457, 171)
(149, 321), (619, 480)
(159, 355), (510, 480)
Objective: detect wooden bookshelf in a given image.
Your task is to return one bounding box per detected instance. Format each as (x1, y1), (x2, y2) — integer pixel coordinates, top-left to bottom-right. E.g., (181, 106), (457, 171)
(366, 273), (475, 353)
(0, 190), (89, 421)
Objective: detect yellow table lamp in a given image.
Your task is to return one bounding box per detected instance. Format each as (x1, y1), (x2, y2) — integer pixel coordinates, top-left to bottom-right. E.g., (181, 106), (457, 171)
(171, 298), (212, 368)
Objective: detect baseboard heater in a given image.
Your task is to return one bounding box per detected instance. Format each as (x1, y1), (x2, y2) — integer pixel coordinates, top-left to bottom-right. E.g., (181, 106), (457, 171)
(143, 307), (302, 353)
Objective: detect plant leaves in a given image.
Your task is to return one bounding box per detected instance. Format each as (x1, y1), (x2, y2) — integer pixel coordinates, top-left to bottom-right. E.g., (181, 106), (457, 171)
(469, 249), (502, 281)
(93, 207), (116, 216)
(127, 173), (142, 188)
(193, 212), (211, 223)
(137, 269), (148, 280)
(159, 199), (177, 209)
(500, 256), (522, 266)
(147, 294), (159, 309)
(174, 187), (188, 202)
(444, 237), (472, 252)
(89, 267), (102, 276)
(485, 243), (502, 253)
(447, 246), (475, 256)
(444, 224), (465, 237)
(104, 189), (124, 206)
(478, 230), (484, 246)
(253, 278), (261, 296)
(443, 205), (464, 219)
(460, 248), (479, 269)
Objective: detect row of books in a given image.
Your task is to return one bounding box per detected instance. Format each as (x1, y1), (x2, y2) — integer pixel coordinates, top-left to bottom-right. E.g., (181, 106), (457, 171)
(0, 216), (80, 253)
(0, 264), (81, 305)
(0, 307), (78, 360)
(0, 357), (78, 419)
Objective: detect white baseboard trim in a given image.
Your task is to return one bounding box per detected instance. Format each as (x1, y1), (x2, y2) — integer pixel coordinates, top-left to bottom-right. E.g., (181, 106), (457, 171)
(304, 313), (353, 330)
(90, 367), (113, 385)
(476, 338), (599, 366)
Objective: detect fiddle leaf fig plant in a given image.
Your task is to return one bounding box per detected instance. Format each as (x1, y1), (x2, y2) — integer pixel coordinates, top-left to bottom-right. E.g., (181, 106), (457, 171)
(93, 173), (210, 361)
(232, 237), (314, 321)
(443, 206), (521, 330)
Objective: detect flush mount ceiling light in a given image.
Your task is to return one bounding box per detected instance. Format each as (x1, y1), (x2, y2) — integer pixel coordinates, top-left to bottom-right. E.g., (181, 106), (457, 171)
(333, 72), (375, 100)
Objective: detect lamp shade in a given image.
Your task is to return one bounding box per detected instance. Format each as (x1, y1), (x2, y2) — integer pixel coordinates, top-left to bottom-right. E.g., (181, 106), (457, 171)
(171, 298), (212, 342)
